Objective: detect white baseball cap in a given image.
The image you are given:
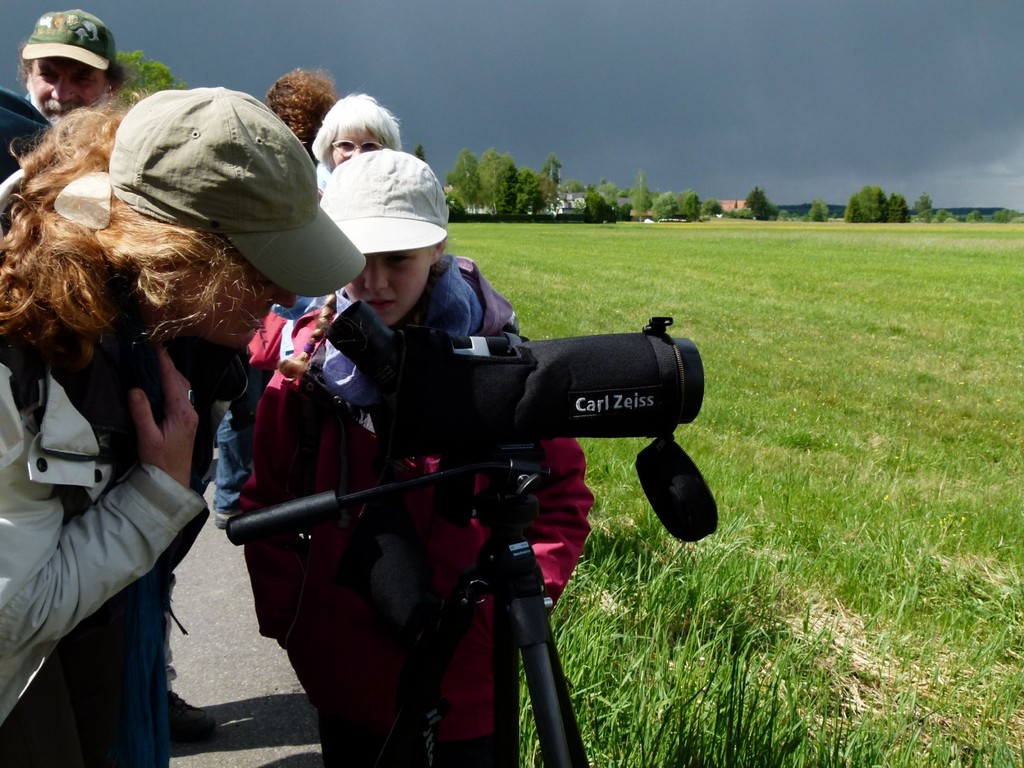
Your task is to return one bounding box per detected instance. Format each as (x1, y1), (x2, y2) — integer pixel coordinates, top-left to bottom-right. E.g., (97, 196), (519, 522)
(320, 149), (448, 254)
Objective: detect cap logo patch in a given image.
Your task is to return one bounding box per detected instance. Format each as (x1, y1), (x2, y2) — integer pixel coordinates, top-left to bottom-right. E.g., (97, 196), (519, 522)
(73, 19), (101, 43)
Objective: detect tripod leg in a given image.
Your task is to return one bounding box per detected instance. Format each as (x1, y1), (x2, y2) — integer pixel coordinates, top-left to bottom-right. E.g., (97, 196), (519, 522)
(510, 595), (587, 768)
(492, 587), (519, 768)
(539, 623), (589, 767)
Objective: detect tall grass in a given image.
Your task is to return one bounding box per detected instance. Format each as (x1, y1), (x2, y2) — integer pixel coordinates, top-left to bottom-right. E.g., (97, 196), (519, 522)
(447, 221), (1024, 766)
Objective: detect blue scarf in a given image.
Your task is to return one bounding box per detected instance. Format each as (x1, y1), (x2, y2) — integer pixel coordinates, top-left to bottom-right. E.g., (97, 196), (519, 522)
(321, 255), (482, 406)
(109, 557), (170, 767)
(106, 282), (172, 767)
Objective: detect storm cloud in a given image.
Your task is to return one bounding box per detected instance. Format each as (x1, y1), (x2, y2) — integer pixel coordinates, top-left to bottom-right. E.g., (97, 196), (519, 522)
(5, 1), (1022, 208)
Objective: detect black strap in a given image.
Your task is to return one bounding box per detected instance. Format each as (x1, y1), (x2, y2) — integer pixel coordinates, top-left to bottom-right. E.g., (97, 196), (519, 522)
(110, 274), (165, 422)
(0, 341), (45, 413)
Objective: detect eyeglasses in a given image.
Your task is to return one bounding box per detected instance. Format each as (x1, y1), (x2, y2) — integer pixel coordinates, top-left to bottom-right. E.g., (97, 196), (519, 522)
(331, 139), (383, 156)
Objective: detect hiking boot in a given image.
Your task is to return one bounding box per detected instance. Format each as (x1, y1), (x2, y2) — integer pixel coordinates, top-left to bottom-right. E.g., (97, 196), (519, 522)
(168, 690), (216, 742)
(214, 512), (239, 528)
(214, 508), (241, 530)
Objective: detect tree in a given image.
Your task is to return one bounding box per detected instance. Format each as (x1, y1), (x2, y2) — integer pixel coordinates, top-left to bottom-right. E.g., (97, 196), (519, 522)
(651, 191), (679, 221)
(701, 198), (723, 218)
(413, 144), (426, 161)
(993, 208), (1021, 223)
(540, 153), (562, 188)
(965, 209), (983, 223)
(745, 186), (777, 220)
(445, 149), (481, 211)
(887, 193), (909, 223)
(445, 193), (466, 220)
(478, 148), (515, 213)
(871, 187), (889, 222)
(117, 50), (186, 102)
(536, 173), (559, 214)
(843, 194), (861, 223)
(913, 192), (933, 223)
(515, 168), (545, 215)
(596, 179), (628, 220)
(583, 185), (614, 223)
(631, 170), (652, 220)
(844, 185), (887, 223)
(495, 161), (520, 214)
(680, 190), (701, 222)
(808, 199), (830, 222)
(596, 179), (621, 206)
(935, 208), (954, 223)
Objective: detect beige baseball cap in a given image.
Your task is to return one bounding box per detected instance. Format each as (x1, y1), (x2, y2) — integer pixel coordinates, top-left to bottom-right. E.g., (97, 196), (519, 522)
(110, 87), (365, 296)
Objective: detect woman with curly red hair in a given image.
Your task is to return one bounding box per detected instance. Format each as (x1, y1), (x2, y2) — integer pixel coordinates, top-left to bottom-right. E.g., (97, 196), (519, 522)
(0, 87), (363, 766)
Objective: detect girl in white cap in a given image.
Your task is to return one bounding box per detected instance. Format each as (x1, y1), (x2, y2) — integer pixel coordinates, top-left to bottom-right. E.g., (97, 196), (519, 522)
(241, 149), (594, 767)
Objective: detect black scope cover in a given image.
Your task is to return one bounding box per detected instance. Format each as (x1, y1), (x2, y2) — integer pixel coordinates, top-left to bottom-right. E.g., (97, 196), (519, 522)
(378, 325), (704, 457)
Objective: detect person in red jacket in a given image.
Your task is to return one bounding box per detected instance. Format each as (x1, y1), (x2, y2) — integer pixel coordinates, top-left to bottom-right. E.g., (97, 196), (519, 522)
(239, 150), (593, 767)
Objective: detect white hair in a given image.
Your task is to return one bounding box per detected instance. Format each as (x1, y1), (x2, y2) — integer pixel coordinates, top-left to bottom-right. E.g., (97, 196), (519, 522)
(311, 93), (402, 171)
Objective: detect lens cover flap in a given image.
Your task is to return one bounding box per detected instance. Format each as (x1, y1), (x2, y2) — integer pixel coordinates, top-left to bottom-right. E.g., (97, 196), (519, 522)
(635, 435), (717, 542)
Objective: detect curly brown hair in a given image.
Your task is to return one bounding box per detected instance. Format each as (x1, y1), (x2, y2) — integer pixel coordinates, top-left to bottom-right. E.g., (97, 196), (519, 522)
(0, 105), (262, 371)
(265, 68), (337, 159)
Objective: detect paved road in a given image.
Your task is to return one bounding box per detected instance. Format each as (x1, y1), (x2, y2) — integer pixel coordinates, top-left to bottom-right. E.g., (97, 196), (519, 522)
(168, 484), (323, 768)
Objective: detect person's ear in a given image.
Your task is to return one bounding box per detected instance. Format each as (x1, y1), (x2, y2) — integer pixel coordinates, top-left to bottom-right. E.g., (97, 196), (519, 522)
(431, 240), (447, 263)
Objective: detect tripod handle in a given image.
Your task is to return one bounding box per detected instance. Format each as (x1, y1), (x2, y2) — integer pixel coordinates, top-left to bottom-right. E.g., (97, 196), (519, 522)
(225, 455), (553, 546)
(225, 490), (340, 544)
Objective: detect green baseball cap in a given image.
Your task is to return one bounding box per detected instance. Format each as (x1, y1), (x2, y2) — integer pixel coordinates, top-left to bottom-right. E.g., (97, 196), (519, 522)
(110, 88), (365, 297)
(22, 9), (116, 71)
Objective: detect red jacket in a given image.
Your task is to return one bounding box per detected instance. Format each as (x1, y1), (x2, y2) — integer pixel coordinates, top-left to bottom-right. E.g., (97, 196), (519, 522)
(240, 369), (593, 741)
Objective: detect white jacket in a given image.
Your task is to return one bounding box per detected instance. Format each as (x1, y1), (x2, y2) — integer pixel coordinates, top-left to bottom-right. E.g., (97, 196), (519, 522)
(0, 361), (205, 724)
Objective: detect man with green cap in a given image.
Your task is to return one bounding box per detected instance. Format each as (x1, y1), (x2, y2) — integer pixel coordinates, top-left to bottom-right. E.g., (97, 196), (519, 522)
(18, 8), (130, 123)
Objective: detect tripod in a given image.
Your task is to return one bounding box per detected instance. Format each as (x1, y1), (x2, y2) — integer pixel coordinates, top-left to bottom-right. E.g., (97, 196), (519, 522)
(227, 452), (591, 767)
(373, 470), (589, 768)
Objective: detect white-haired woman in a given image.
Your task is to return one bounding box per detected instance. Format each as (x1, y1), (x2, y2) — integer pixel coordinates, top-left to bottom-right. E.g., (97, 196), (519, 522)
(311, 93), (402, 191)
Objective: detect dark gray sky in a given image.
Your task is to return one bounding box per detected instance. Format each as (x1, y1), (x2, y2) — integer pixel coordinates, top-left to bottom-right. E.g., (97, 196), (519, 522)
(6, 1), (1023, 208)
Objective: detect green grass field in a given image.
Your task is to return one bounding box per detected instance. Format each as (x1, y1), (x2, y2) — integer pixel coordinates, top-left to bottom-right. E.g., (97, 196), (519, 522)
(446, 220), (1024, 767)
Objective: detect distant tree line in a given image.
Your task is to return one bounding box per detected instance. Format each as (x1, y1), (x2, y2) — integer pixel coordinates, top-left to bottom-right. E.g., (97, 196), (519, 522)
(440, 145), (1024, 225)
(443, 149), (1024, 226)
(443, 150), (793, 224)
(839, 189), (1023, 224)
(415, 143), (1024, 226)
